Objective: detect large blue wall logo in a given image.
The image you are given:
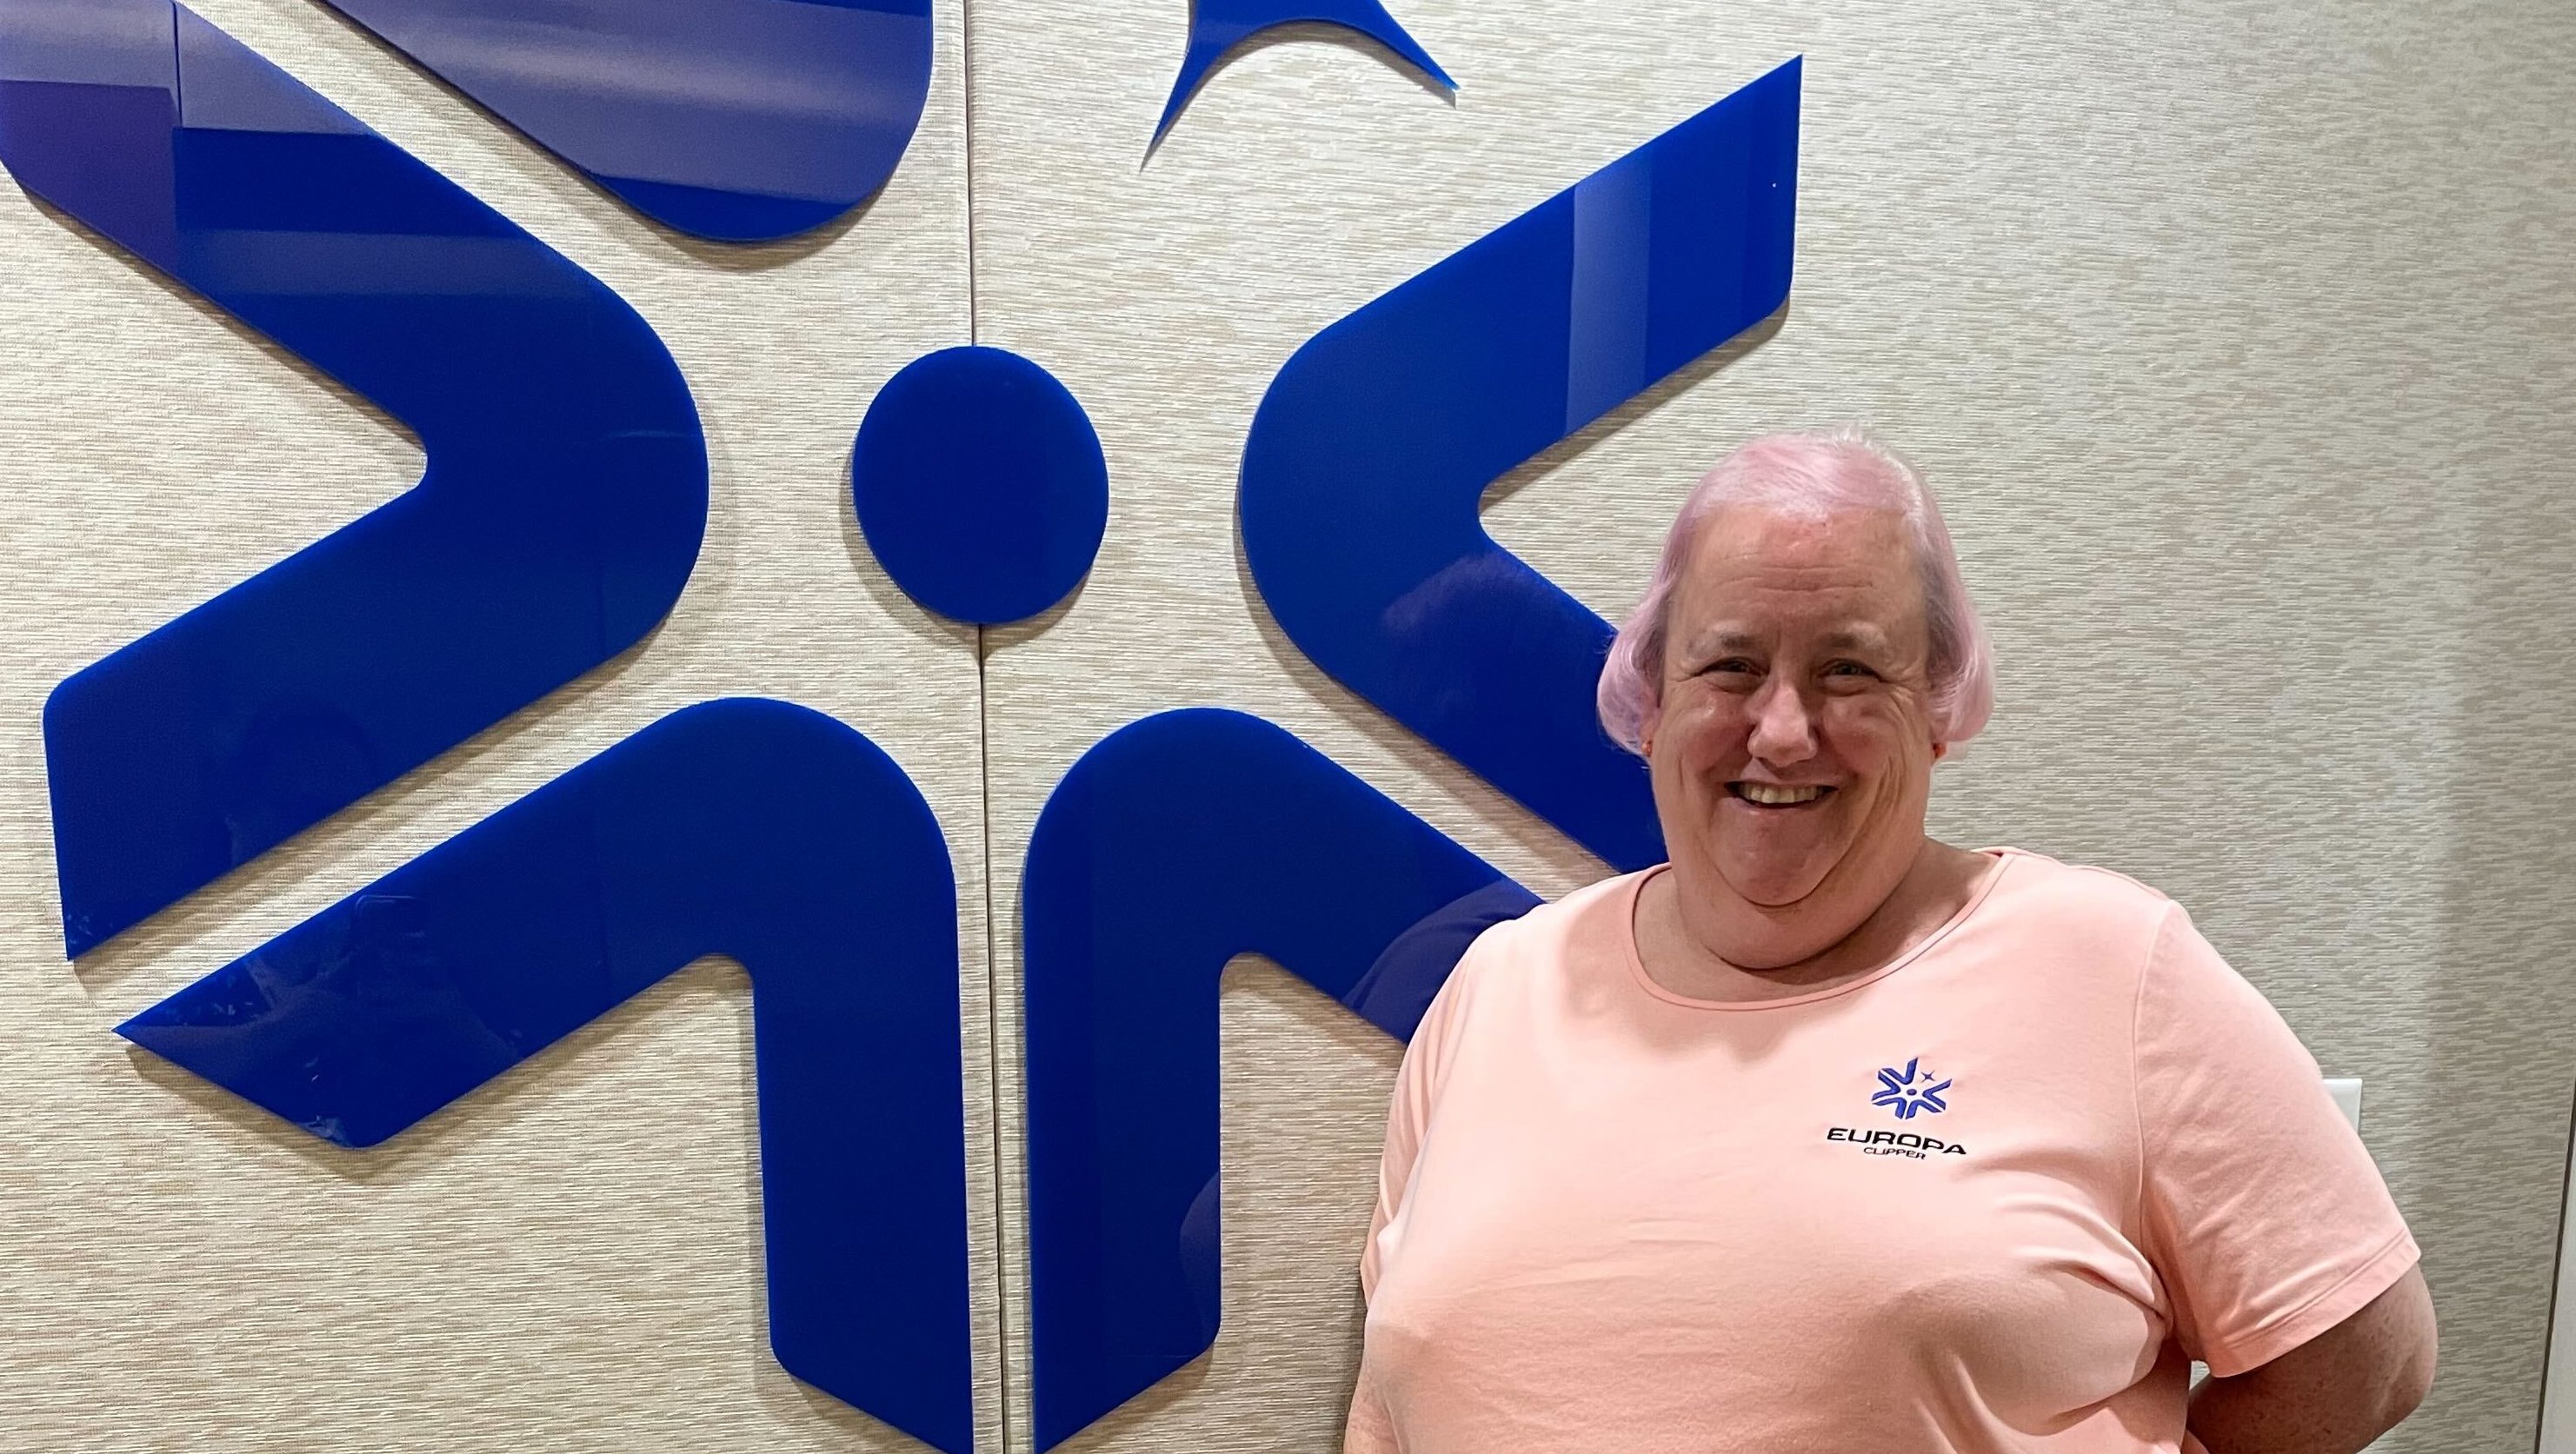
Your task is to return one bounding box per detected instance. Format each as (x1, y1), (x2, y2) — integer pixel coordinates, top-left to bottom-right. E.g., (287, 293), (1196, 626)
(0, 1), (1799, 1447)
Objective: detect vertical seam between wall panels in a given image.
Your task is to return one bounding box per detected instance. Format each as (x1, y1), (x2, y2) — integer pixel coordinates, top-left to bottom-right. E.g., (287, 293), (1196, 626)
(978, 635), (1010, 1454)
(976, 627), (1011, 1454)
(959, 0), (1011, 1446)
(961, 0), (980, 346)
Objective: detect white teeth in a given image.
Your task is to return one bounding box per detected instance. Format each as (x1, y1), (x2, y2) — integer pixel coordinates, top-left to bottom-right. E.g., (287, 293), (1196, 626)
(1736, 782), (1827, 806)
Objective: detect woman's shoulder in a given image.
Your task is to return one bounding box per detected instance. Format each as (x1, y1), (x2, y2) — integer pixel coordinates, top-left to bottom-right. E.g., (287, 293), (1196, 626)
(1401, 869), (1647, 1046)
(1987, 847), (2173, 902)
(1973, 847), (2186, 954)
(1433, 868), (1652, 995)
(1471, 867), (1651, 951)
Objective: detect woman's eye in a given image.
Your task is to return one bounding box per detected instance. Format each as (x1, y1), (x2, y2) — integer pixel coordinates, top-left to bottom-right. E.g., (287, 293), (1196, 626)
(1705, 658), (1757, 676)
(1824, 661), (1879, 680)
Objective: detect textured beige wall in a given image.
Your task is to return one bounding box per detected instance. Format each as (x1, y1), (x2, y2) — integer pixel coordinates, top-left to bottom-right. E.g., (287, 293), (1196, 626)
(967, 0), (2576, 1451)
(0, 0), (995, 1446)
(7, 0), (2574, 1450)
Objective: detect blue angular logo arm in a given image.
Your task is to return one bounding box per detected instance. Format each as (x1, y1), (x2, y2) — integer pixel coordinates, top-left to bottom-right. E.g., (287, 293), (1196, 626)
(1238, 56), (1801, 873)
(1155, 0), (1454, 145)
(116, 700), (970, 1453)
(313, 0), (933, 242)
(0, 0), (709, 955)
(1021, 708), (1535, 1448)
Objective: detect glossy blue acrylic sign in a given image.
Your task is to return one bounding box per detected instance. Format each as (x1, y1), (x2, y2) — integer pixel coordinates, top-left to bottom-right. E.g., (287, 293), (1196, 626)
(1022, 709), (1535, 1447)
(1155, 0), (1454, 144)
(853, 346), (1111, 625)
(0, 0), (709, 957)
(317, 0), (933, 242)
(1239, 56), (1801, 874)
(120, 699), (974, 1453)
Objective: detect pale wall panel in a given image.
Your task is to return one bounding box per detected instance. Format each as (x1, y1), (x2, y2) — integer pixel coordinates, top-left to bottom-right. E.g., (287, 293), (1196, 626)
(968, 0), (2576, 1450)
(0, 0), (995, 1447)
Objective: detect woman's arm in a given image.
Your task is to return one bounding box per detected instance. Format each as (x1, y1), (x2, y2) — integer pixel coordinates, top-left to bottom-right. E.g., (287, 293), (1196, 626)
(1344, 1369), (1400, 1454)
(1342, 947), (1475, 1454)
(2187, 1265), (2436, 1454)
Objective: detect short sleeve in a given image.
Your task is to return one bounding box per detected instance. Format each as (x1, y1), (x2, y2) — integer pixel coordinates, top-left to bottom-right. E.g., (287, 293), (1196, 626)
(1347, 924), (1488, 1453)
(1356, 926), (1481, 1301)
(2133, 905), (2420, 1376)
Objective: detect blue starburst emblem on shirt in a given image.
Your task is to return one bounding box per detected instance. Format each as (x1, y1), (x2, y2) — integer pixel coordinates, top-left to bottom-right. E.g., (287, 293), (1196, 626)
(1873, 1059), (1953, 1119)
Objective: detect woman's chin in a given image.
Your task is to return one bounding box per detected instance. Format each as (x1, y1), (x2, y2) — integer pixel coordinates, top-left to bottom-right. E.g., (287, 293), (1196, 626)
(1712, 855), (1835, 911)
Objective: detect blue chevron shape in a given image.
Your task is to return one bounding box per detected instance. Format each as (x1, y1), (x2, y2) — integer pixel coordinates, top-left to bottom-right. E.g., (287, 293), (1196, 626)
(313, 0), (933, 242)
(0, 0), (709, 956)
(1022, 708), (1535, 1447)
(1238, 56), (1801, 873)
(118, 698), (973, 1452)
(1153, 0), (1454, 146)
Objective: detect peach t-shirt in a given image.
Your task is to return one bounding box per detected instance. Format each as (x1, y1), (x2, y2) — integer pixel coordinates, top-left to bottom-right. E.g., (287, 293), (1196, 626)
(1348, 850), (2417, 1453)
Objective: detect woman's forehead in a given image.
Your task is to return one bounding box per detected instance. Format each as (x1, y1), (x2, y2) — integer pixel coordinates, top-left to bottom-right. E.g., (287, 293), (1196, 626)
(1692, 501), (1909, 564)
(1669, 614), (1921, 668)
(1669, 507), (1937, 648)
(1675, 508), (1925, 614)
(1686, 622), (1900, 654)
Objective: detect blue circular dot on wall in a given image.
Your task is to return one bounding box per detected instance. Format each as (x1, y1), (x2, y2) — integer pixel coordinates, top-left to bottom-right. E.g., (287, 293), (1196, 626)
(852, 345), (1109, 627)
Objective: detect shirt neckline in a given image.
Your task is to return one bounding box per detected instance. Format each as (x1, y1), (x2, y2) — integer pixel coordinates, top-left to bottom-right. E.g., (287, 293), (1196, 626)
(1619, 847), (2021, 1012)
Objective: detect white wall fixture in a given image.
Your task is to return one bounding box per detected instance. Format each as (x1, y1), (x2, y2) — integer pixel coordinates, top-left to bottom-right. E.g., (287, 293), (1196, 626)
(2326, 1078), (2363, 1134)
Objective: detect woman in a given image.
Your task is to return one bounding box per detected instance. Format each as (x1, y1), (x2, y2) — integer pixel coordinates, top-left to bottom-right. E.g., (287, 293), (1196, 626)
(1344, 429), (2434, 1453)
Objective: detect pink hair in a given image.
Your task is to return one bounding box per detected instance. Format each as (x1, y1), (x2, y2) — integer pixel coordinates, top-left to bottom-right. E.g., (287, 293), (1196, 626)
(1596, 427), (1994, 755)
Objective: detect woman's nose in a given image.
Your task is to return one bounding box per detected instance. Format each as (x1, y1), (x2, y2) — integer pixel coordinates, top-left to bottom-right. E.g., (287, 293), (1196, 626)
(1746, 679), (1818, 764)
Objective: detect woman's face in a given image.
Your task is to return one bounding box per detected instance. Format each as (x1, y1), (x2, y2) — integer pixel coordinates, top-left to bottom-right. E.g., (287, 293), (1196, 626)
(1646, 505), (1943, 966)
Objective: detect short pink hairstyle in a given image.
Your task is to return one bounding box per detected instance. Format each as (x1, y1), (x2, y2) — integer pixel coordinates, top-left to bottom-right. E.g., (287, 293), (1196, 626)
(1596, 427), (1994, 755)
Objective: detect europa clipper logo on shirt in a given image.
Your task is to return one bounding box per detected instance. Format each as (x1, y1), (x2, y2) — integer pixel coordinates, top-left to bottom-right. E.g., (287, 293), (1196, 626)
(1874, 1057), (1953, 1118)
(1826, 1059), (1968, 1159)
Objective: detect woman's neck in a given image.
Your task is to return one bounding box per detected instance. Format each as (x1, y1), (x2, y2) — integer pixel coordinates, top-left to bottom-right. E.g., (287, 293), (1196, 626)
(1634, 840), (1998, 1004)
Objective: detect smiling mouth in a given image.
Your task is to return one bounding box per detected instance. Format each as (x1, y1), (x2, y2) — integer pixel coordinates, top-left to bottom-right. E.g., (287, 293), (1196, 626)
(1728, 782), (1834, 807)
